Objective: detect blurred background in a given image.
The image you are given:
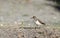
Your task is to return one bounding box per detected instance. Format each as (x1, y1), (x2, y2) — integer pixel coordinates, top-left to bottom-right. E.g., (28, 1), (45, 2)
(0, 0), (60, 26)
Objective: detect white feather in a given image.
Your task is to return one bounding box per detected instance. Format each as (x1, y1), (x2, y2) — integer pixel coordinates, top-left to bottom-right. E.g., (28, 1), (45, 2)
(35, 20), (42, 25)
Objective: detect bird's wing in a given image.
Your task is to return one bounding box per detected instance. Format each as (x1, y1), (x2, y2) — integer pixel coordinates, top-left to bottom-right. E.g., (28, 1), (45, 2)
(37, 19), (46, 25)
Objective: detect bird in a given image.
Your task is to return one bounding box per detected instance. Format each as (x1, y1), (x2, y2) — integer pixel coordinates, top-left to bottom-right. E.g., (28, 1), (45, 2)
(31, 16), (46, 26)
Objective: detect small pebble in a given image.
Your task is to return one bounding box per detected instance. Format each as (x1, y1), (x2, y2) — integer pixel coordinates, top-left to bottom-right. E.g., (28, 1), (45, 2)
(18, 22), (22, 25)
(14, 21), (18, 24)
(28, 24), (31, 25)
(53, 17), (57, 19)
(0, 24), (3, 26)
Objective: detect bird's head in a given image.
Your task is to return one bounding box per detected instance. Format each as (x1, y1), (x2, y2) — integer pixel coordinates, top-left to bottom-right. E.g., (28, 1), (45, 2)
(31, 16), (37, 19)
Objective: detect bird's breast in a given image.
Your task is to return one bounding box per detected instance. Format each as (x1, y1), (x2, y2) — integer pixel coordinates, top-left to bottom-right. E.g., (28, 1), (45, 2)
(35, 20), (42, 25)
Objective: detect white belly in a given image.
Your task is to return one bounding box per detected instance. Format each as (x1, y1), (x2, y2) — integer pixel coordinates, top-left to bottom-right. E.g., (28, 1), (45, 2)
(35, 20), (42, 25)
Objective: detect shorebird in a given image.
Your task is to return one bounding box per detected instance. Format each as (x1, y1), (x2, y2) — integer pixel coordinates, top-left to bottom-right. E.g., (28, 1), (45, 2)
(31, 16), (46, 26)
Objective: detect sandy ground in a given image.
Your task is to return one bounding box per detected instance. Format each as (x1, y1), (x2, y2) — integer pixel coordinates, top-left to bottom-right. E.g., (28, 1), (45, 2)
(0, 25), (60, 38)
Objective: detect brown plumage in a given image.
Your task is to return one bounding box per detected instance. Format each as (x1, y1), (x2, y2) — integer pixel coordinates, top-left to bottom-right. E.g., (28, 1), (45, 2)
(31, 16), (46, 25)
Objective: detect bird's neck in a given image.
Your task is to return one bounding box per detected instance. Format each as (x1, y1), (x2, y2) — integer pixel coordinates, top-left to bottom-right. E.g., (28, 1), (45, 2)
(33, 18), (36, 20)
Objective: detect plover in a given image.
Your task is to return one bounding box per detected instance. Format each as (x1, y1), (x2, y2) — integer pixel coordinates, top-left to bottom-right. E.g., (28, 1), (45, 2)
(31, 16), (46, 26)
